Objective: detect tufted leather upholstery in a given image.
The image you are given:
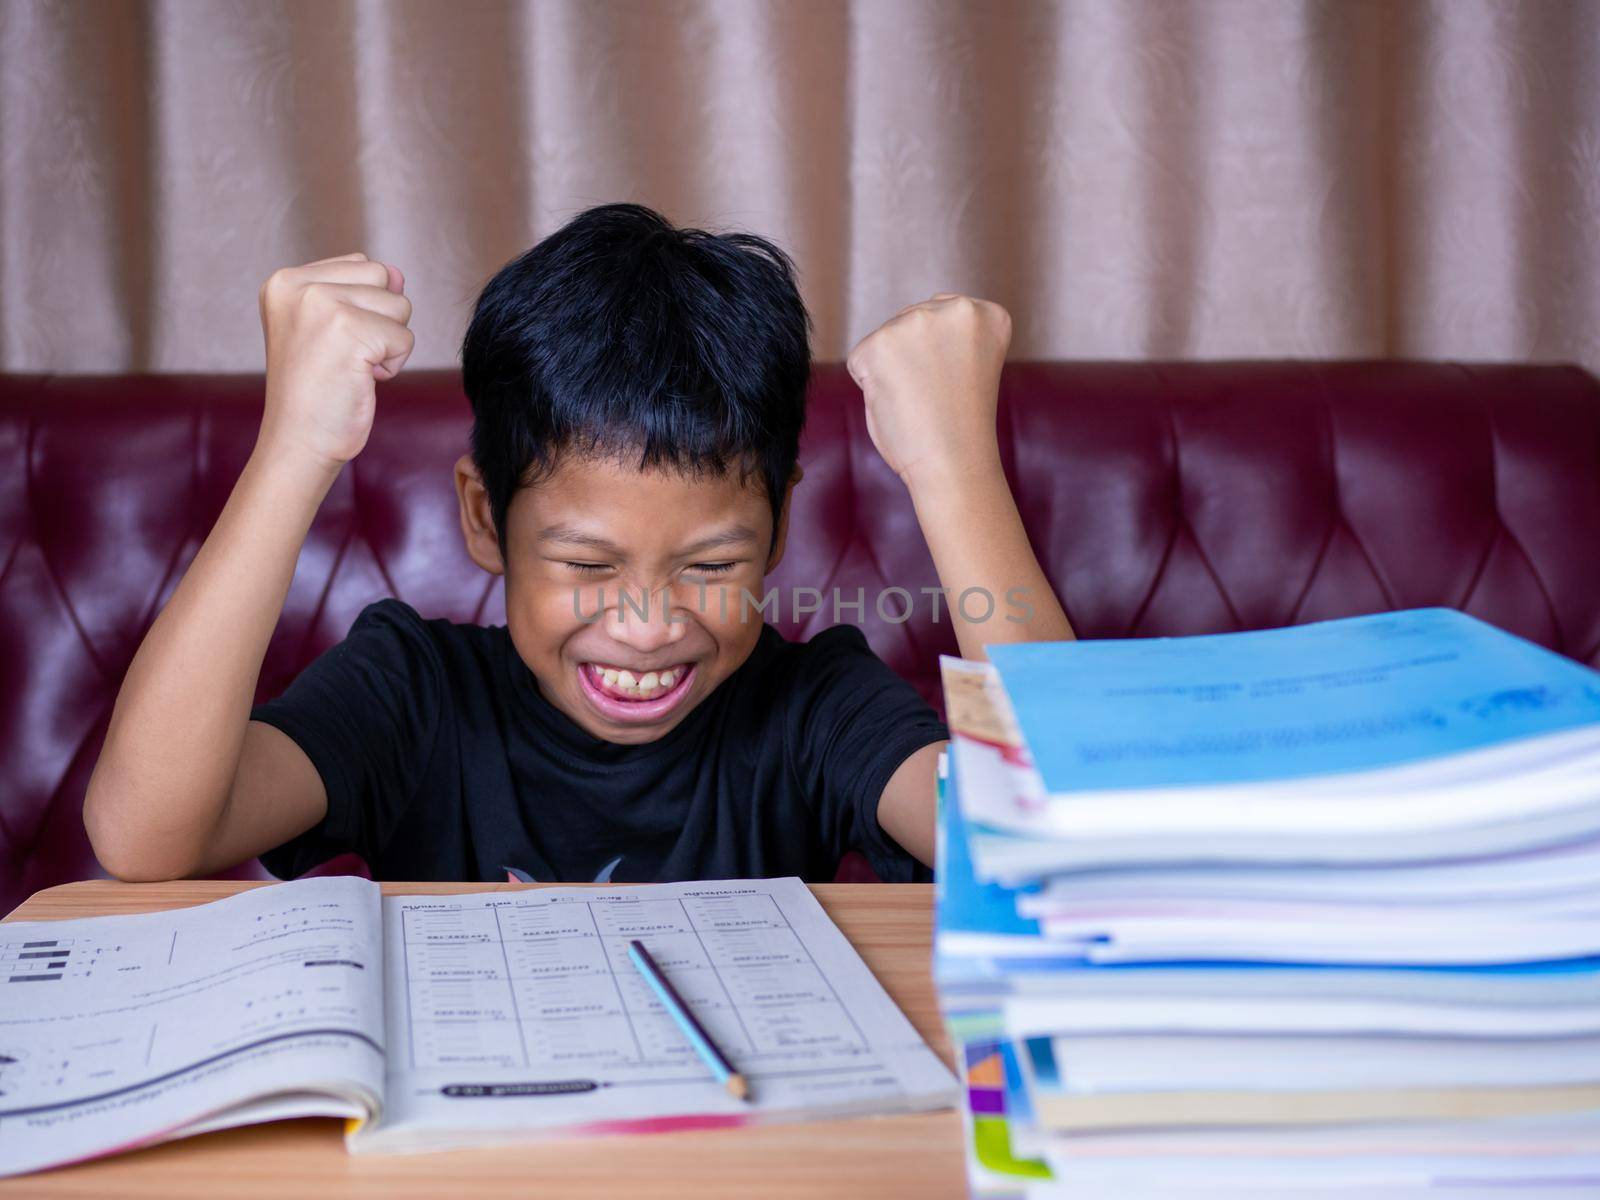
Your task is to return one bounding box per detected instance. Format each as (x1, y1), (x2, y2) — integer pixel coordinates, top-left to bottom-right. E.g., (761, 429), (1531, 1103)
(4, 361), (1600, 912)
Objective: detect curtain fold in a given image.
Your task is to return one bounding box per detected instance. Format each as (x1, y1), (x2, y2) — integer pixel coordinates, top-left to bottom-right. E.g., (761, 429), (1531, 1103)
(0, 0), (1595, 376)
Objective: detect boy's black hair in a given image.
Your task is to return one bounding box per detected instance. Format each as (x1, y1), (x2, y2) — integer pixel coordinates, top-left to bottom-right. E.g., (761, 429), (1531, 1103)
(460, 203), (813, 554)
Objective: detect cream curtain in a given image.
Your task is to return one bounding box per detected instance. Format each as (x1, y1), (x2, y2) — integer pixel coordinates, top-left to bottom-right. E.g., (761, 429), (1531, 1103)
(1, 0), (1596, 375)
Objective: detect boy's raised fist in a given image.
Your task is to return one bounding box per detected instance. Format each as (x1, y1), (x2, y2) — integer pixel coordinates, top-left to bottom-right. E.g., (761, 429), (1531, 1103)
(257, 251), (415, 469)
(846, 292), (1012, 489)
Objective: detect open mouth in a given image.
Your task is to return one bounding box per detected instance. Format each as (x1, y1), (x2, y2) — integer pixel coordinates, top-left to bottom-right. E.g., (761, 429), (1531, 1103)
(576, 660), (697, 724)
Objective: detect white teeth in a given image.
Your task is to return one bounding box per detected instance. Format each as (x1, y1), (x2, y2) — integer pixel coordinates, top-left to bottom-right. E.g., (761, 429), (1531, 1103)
(588, 663), (687, 702)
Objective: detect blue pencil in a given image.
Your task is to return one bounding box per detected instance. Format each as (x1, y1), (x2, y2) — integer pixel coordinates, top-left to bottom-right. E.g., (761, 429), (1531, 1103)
(627, 939), (751, 1102)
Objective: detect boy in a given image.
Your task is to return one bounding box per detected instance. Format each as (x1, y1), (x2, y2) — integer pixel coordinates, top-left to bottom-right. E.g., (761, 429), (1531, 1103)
(83, 204), (1072, 886)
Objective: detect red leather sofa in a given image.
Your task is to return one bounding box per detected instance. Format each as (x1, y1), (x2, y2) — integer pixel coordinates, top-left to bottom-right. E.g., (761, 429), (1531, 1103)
(5, 361), (1600, 913)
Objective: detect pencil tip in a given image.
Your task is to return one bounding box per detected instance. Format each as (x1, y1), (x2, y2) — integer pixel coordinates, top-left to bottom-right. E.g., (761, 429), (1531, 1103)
(726, 1074), (751, 1102)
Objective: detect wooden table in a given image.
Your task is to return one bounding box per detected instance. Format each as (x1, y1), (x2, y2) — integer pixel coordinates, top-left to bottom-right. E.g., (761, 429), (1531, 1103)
(2, 881), (966, 1198)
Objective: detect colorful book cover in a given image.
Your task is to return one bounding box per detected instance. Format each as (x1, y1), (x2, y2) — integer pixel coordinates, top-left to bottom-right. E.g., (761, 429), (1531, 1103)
(957, 1036), (1054, 1193)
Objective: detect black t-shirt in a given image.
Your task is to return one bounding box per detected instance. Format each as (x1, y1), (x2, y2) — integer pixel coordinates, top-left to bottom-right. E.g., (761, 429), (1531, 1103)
(250, 599), (947, 885)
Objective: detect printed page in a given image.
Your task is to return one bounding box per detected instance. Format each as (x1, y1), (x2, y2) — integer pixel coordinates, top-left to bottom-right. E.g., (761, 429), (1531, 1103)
(359, 877), (957, 1152)
(0, 876), (385, 1177)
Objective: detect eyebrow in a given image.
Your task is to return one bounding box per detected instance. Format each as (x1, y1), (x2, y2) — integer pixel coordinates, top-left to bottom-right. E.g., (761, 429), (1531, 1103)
(537, 524), (761, 557)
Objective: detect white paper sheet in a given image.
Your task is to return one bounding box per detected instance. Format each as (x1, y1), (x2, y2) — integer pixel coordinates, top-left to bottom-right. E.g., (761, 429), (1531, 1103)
(357, 876), (958, 1151)
(0, 876), (384, 1177)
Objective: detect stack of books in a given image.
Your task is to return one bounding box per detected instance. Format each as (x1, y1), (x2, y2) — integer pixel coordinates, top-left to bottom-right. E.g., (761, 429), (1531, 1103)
(935, 608), (1600, 1197)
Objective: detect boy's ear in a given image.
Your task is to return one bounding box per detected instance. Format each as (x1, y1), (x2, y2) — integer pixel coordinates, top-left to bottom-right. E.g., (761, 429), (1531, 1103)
(764, 463), (805, 573)
(454, 455), (506, 576)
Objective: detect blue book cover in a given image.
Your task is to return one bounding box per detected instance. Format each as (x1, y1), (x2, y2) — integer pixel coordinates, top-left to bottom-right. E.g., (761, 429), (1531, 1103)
(986, 607), (1600, 794)
(935, 747), (1043, 947)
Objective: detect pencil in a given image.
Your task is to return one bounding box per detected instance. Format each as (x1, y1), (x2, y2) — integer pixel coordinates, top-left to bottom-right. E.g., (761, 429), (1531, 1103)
(627, 938), (751, 1102)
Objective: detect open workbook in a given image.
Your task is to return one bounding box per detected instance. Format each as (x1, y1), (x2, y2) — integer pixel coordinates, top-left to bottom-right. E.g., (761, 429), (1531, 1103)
(0, 876), (958, 1177)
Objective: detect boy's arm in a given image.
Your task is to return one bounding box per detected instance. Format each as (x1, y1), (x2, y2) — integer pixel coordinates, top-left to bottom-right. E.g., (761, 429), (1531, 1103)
(875, 740), (944, 868)
(848, 294), (1069, 865)
(82, 253), (415, 881)
(847, 293), (1074, 662)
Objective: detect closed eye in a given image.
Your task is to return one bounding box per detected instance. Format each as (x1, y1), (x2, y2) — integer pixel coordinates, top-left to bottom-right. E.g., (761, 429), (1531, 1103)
(562, 561), (611, 574)
(687, 561), (739, 576)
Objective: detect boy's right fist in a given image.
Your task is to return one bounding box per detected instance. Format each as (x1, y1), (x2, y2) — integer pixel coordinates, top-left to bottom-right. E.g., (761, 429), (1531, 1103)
(257, 251), (415, 469)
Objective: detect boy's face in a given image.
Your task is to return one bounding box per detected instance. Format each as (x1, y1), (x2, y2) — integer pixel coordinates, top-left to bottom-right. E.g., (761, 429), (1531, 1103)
(456, 452), (794, 745)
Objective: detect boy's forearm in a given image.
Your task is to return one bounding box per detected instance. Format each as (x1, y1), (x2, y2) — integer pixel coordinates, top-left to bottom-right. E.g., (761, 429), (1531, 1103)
(906, 453), (1074, 661)
(846, 294), (1067, 660)
(84, 437), (340, 878)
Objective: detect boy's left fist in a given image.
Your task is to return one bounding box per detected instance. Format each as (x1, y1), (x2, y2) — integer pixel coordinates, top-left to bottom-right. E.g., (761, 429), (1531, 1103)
(846, 293), (1012, 488)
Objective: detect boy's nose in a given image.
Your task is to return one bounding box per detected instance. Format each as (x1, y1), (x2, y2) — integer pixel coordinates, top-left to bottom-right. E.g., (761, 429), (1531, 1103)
(605, 585), (689, 654)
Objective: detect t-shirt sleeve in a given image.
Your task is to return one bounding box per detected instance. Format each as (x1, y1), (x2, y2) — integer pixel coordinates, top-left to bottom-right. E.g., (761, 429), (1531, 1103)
(249, 598), (444, 880)
(783, 625), (949, 883)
